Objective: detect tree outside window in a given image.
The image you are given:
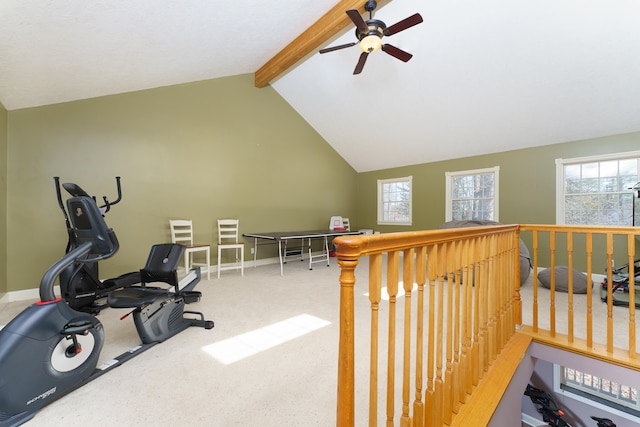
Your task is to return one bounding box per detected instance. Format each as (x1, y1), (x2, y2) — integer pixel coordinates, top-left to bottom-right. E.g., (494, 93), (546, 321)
(445, 167), (499, 222)
(556, 152), (640, 225)
(377, 177), (412, 225)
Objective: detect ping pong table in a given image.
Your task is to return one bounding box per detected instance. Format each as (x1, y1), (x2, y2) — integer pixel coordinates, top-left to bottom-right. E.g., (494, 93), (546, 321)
(243, 230), (361, 276)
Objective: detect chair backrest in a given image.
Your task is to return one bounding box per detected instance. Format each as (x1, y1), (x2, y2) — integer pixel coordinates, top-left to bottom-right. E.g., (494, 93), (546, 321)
(170, 219), (194, 246)
(218, 219), (240, 244)
(342, 217), (351, 231)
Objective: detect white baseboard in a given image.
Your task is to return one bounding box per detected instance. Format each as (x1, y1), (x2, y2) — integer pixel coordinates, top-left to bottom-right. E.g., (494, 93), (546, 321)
(1, 286), (60, 303)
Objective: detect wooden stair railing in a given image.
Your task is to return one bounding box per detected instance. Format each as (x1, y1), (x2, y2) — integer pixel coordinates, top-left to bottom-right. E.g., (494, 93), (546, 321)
(334, 225), (522, 426)
(519, 224), (640, 366)
(334, 224), (640, 426)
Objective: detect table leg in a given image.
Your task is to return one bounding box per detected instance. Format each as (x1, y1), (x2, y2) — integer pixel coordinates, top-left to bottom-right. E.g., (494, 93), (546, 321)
(253, 237), (258, 267)
(278, 241), (284, 276)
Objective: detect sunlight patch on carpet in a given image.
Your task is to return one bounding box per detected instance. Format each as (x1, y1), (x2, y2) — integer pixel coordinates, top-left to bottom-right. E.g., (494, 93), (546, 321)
(201, 314), (331, 364)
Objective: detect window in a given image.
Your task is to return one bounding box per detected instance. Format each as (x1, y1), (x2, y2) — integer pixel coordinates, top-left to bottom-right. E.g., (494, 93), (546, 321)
(555, 365), (640, 421)
(556, 151), (640, 225)
(445, 167), (499, 222)
(377, 176), (412, 225)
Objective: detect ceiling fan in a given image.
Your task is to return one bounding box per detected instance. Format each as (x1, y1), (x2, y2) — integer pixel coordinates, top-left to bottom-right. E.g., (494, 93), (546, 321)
(319, 0), (423, 75)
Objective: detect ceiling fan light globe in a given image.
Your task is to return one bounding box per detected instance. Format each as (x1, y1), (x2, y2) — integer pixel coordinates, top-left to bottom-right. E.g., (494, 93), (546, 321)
(360, 35), (382, 53)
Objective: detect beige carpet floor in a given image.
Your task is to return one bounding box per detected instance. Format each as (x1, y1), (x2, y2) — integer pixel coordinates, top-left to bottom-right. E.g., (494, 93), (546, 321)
(0, 258), (635, 426)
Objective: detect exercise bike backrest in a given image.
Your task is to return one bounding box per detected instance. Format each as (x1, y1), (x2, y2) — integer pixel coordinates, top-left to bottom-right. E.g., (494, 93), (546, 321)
(40, 194), (119, 302)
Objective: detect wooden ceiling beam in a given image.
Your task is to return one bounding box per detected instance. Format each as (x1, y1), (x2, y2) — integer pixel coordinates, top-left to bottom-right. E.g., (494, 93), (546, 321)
(254, 0), (391, 88)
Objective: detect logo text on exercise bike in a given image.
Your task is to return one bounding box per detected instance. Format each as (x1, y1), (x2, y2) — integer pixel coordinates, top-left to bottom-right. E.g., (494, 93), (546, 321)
(26, 387), (56, 406)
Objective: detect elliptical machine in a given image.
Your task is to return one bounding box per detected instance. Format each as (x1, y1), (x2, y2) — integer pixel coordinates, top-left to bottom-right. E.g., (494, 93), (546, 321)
(55, 176), (139, 314)
(0, 181), (214, 427)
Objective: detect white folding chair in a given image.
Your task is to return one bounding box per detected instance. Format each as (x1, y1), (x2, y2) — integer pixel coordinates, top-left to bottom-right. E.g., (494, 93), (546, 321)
(217, 219), (244, 278)
(169, 219), (211, 280)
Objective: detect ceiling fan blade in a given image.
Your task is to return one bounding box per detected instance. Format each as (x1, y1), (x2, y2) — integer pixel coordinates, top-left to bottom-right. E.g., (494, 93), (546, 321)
(382, 44), (413, 62)
(346, 9), (370, 35)
(319, 42), (357, 54)
(353, 52), (369, 75)
(383, 13), (423, 36)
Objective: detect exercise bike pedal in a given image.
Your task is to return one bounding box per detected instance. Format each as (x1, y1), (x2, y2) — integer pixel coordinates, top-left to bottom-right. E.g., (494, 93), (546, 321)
(62, 320), (95, 335)
(185, 310), (215, 329)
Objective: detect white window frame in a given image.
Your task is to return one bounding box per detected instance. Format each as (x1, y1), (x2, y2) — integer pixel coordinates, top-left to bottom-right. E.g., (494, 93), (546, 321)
(554, 364), (640, 423)
(377, 176), (412, 226)
(445, 166), (499, 222)
(556, 150), (640, 225)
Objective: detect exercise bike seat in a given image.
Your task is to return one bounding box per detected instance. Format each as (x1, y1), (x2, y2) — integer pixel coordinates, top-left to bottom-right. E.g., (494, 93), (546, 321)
(108, 287), (169, 308)
(107, 243), (186, 309)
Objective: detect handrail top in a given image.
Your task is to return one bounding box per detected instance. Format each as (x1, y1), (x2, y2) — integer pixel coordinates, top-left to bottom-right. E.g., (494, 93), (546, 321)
(520, 223), (640, 234)
(333, 224), (519, 259)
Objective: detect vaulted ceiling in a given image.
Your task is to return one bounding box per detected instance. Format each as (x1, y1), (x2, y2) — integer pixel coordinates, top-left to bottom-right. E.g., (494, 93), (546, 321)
(2, 0), (640, 172)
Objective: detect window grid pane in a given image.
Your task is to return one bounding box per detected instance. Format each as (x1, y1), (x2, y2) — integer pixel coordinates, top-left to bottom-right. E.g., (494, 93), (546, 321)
(451, 172), (495, 221)
(562, 367), (640, 411)
(378, 178), (411, 224)
(563, 158), (638, 226)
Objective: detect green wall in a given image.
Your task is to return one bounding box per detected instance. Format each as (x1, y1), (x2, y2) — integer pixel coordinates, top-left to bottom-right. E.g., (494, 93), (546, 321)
(0, 101), (7, 295)
(5, 74), (357, 292)
(353, 131), (640, 271)
(355, 132), (640, 231)
(4, 70), (640, 294)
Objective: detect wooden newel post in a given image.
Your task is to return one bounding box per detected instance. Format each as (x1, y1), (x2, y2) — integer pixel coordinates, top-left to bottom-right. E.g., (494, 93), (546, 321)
(336, 256), (358, 427)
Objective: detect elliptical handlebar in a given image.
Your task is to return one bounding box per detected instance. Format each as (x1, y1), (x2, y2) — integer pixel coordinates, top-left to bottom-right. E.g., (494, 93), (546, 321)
(55, 176), (123, 216)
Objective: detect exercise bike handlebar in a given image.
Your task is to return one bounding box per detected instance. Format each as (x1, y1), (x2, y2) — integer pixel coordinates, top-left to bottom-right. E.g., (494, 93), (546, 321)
(40, 241), (93, 302)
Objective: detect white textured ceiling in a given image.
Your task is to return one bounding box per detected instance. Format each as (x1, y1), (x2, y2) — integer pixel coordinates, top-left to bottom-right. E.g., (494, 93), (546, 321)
(2, 1), (640, 172)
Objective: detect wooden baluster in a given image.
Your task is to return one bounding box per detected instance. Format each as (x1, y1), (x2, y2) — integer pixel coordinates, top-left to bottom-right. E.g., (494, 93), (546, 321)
(369, 253), (382, 427)
(443, 241), (455, 425)
(434, 243), (447, 427)
(426, 245), (438, 427)
(496, 234), (505, 350)
(489, 235), (505, 352)
(628, 234), (637, 359)
(500, 234), (508, 346)
(549, 231), (556, 337)
(567, 232), (574, 343)
(413, 246), (427, 427)
(586, 233), (593, 348)
(462, 239), (474, 398)
(514, 231), (522, 326)
(606, 233), (614, 353)
(472, 238), (482, 387)
(532, 231), (539, 332)
(508, 232), (517, 338)
(386, 251), (399, 427)
(452, 241), (462, 414)
(337, 257), (359, 427)
(400, 248), (414, 427)
(486, 235), (496, 367)
(458, 239), (469, 406)
(479, 236), (489, 375)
